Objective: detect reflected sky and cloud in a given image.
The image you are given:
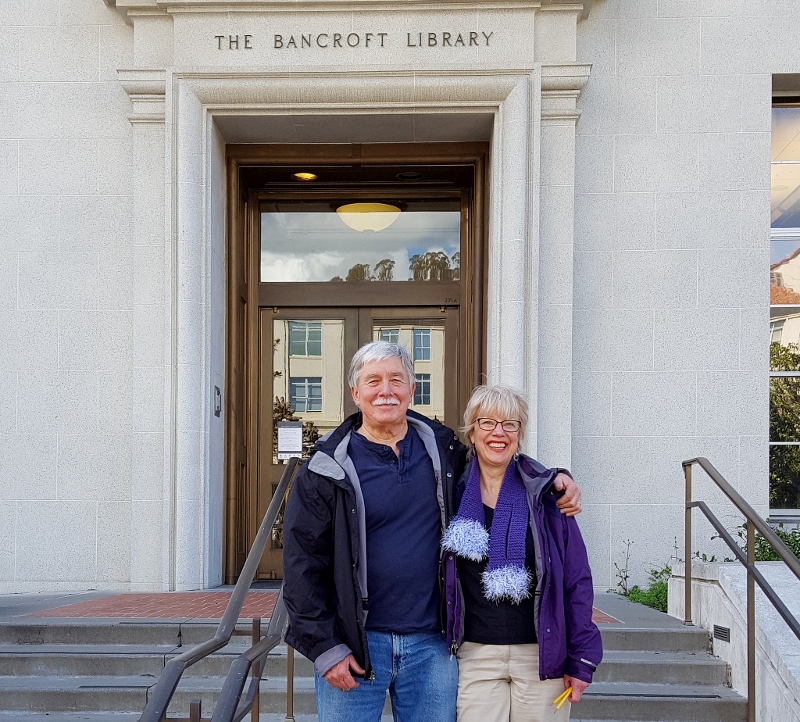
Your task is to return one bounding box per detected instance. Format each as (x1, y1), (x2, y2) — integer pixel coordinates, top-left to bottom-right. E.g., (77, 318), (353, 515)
(260, 203), (460, 282)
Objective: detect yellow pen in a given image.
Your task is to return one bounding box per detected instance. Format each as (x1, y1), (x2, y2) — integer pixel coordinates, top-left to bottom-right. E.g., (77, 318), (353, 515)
(553, 687), (571, 707)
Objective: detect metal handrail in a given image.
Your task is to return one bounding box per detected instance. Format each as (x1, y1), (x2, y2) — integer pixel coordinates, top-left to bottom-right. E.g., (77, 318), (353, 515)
(683, 457), (800, 722)
(139, 456), (300, 722)
(211, 588), (291, 722)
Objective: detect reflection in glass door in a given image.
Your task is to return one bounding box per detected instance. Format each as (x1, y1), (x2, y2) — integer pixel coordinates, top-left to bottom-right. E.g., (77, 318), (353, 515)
(256, 306), (457, 579)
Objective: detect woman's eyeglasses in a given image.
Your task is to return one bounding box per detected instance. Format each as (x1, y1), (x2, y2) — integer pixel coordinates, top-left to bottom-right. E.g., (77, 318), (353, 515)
(476, 418), (521, 433)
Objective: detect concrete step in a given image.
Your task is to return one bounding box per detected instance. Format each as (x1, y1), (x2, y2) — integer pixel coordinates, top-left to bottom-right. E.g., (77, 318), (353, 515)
(575, 681), (746, 722)
(0, 643), (313, 678)
(599, 626), (710, 653)
(0, 675), (344, 716)
(0, 620), (257, 646)
(594, 650), (728, 685)
(0, 711), (390, 722)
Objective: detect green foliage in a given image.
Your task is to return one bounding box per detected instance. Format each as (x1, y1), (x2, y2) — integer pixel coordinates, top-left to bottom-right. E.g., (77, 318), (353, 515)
(627, 565), (670, 614)
(769, 342), (800, 509)
(735, 521), (800, 562)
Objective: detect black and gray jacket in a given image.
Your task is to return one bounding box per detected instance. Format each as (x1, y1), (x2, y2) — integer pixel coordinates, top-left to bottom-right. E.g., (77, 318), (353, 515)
(282, 409), (468, 678)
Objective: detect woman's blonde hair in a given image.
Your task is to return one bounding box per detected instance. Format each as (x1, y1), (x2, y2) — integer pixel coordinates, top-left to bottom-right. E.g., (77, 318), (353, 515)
(460, 384), (529, 443)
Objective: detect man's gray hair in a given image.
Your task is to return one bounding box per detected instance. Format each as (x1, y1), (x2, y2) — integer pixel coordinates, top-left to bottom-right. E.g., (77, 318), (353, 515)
(348, 341), (414, 389)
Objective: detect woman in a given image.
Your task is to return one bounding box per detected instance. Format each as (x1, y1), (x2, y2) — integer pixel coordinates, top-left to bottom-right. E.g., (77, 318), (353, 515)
(442, 385), (602, 722)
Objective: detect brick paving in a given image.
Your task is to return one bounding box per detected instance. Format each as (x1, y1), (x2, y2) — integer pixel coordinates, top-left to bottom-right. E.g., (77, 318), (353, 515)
(26, 592), (278, 619)
(591, 608), (620, 624)
(25, 592), (618, 623)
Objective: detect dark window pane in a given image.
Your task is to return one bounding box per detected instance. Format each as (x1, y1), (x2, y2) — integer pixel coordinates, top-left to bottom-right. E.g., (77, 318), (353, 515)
(770, 445), (800, 509)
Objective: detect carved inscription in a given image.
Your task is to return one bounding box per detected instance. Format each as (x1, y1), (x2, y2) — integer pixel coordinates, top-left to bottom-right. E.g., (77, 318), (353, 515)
(215, 35), (253, 49)
(214, 31), (495, 51)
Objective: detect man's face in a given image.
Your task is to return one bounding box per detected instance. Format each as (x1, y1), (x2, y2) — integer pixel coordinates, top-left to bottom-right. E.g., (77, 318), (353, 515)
(351, 357), (415, 430)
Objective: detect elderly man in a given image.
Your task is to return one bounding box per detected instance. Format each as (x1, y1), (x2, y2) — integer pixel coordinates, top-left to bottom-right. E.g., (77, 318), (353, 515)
(283, 341), (581, 722)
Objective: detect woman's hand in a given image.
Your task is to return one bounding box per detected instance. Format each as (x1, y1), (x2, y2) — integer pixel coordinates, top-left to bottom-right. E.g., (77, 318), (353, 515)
(323, 654), (364, 690)
(563, 675), (590, 702)
(554, 472), (582, 516)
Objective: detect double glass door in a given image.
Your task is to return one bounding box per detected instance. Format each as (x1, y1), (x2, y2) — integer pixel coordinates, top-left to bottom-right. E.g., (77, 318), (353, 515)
(257, 306), (458, 578)
(225, 146), (488, 582)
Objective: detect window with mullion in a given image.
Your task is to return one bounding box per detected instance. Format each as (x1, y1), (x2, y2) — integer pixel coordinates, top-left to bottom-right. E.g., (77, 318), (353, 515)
(414, 373), (431, 406)
(770, 103), (800, 511)
(289, 321), (322, 357)
(290, 377), (322, 412)
(413, 328), (431, 361)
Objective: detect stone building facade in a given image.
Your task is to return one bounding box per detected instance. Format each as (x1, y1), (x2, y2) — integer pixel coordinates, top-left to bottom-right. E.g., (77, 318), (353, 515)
(1, 0), (796, 593)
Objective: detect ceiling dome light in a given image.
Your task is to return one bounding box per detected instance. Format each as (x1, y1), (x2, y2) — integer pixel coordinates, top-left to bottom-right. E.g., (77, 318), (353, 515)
(292, 172), (318, 181)
(336, 202), (401, 232)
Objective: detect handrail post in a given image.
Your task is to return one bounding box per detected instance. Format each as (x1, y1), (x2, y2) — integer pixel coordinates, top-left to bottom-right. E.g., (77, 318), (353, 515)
(252, 617), (261, 722)
(683, 462), (693, 626)
(189, 699), (202, 722)
(285, 645), (295, 722)
(747, 523), (756, 722)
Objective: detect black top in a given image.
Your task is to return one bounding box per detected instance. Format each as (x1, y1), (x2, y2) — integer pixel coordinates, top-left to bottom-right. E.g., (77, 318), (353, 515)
(458, 504), (538, 645)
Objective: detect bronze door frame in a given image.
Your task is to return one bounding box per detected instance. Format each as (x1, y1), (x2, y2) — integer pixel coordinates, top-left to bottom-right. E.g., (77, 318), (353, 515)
(224, 142), (488, 582)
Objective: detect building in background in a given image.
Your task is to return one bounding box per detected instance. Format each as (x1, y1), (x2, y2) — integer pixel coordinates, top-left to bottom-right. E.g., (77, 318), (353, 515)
(0, 0), (797, 593)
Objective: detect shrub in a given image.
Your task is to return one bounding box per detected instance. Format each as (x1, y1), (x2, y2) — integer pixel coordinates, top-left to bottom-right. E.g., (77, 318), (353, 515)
(627, 565), (670, 614)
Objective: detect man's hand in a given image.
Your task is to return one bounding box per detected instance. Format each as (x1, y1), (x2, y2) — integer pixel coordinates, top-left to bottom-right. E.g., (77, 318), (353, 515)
(563, 675), (589, 702)
(322, 654), (365, 691)
(554, 472), (582, 517)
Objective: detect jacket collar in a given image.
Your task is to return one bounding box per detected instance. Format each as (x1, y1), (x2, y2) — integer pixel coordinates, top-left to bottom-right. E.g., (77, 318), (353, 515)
(306, 409), (450, 480)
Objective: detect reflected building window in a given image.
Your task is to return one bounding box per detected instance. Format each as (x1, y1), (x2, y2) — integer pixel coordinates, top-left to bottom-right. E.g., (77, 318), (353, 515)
(379, 328), (400, 344)
(770, 103), (800, 512)
(290, 377), (322, 412)
(414, 373), (431, 405)
(414, 328), (431, 361)
(289, 321), (322, 357)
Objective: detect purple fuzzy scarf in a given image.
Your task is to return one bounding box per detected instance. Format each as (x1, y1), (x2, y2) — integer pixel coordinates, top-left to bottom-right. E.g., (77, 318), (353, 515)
(442, 457), (532, 603)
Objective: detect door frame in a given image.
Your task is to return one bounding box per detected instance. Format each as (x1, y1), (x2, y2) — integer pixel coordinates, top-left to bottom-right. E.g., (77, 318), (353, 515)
(224, 142), (488, 582)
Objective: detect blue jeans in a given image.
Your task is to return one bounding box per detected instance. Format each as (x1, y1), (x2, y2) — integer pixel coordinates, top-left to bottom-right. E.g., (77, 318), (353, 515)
(314, 630), (458, 722)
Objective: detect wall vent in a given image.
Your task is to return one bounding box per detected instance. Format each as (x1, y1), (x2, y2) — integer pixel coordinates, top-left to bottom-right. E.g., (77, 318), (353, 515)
(713, 625), (731, 643)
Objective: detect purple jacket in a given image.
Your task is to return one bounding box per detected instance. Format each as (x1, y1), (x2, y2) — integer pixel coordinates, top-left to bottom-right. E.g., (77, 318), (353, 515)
(443, 453), (603, 684)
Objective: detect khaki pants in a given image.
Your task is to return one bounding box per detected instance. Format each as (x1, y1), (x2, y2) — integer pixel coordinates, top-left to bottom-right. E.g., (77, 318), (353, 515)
(456, 642), (571, 722)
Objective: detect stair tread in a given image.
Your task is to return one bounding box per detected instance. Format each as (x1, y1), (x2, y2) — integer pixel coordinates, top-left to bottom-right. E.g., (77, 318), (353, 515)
(585, 681), (744, 700)
(599, 650), (726, 664)
(0, 643), (253, 655)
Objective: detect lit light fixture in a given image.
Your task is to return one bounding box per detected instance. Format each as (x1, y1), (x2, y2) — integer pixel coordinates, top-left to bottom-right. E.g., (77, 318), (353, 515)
(336, 203), (401, 232)
(292, 172), (318, 181)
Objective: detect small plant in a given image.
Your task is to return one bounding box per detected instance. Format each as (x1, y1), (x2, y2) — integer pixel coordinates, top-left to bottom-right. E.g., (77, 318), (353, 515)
(734, 522), (800, 562)
(614, 539), (633, 596)
(628, 564), (670, 613)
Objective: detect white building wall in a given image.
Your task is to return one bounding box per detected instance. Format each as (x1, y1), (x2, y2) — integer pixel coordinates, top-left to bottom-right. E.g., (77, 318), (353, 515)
(0, 0), (795, 592)
(573, 1), (781, 589)
(0, 2), (135, 591)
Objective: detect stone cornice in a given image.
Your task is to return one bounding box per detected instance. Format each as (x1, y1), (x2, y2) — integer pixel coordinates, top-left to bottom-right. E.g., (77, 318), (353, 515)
(118, 68), (167, 124)
(105, 0), (591, 18)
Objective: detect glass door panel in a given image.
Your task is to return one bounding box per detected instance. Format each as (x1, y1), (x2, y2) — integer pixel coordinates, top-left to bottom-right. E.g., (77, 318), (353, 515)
(256, 305), (458, 579)
(257, 308), (358, 579)
(260, 198), (461, 283)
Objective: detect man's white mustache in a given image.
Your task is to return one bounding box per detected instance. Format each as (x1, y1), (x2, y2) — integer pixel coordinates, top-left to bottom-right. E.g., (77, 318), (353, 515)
(372, 397), (400, 406)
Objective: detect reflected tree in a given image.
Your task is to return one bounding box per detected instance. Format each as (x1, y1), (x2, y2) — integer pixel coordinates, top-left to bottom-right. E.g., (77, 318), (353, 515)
(770, 341), (800, 508)
(450, 251), (460, 281)
(345, 263), (371, 282)
(409, 251), (456, 281)
(373, 258), (395, 281)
